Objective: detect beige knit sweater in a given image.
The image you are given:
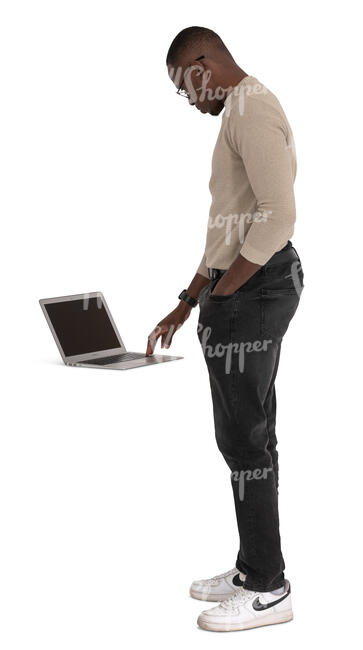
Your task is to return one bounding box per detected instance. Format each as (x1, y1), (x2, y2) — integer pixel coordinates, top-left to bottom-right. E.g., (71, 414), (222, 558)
(197, 75), (297, 278)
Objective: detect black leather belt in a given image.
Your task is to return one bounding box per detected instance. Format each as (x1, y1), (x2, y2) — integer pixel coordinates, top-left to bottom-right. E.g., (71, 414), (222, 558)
(208, 267), (227, 280)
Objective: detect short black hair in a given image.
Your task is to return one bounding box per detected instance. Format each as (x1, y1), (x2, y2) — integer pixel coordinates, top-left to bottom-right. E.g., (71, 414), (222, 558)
(166, 26), (228, 66)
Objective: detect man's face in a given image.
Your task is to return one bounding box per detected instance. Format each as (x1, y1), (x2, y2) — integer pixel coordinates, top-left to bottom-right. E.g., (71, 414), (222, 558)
(168, 58), (225, 116)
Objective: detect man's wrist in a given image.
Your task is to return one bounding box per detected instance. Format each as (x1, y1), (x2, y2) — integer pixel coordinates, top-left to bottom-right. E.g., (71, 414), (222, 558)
(211, 276), (237, 295)
(178, 289), (198, 308)
(177, 299), (192, 313)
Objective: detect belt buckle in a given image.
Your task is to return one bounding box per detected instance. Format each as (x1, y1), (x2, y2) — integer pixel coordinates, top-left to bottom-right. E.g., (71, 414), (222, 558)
(208, 268), (219, 280)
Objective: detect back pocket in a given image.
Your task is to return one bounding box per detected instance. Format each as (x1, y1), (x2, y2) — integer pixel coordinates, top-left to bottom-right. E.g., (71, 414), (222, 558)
(260, 287), (302, 340)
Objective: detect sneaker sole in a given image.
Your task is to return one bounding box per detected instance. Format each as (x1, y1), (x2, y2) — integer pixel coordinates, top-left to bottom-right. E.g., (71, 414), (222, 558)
(197, 610), (293, 632)
(190, 587), (240, 602)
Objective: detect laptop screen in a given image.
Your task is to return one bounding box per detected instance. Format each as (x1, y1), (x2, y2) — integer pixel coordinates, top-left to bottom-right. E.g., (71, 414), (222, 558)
(44, 296), (120, 357)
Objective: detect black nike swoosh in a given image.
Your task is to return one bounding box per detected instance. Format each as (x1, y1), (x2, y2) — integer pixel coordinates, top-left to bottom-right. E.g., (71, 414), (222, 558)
(232, 573), (245, 587)
(252, 580), (291, 611)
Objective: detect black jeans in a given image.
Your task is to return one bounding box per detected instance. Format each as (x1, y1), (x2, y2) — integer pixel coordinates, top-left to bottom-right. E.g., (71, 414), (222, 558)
(197, 241), (304, 592)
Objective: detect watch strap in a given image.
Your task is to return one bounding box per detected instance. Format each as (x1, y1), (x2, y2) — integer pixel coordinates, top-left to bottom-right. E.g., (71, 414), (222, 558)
(178, 289), (198, 308)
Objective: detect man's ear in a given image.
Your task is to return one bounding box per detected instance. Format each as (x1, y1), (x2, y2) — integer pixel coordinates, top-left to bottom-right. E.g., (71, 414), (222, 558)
(194, 57), (206, 77)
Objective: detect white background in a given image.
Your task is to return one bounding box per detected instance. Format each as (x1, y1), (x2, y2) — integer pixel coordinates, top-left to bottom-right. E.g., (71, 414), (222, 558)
(1, 1), (362, 648)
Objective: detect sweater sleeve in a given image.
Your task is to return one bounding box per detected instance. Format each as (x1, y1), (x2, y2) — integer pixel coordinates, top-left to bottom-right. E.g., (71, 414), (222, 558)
(227, 98), (296, 265)
(196, 251), (209, 278)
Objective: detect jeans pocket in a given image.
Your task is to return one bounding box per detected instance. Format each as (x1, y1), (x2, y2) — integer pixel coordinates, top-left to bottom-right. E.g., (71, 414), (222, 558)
(260, 288), (301, 340)
(209, 292), (236, 302)
(198, 284), (209, 302)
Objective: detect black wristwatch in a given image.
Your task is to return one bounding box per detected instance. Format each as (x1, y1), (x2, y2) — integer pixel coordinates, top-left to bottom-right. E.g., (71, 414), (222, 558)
(178, 289), (198, 308)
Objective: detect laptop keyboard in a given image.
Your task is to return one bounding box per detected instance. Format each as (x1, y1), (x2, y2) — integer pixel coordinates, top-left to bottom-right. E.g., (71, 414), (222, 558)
(82, 353), (146, 366)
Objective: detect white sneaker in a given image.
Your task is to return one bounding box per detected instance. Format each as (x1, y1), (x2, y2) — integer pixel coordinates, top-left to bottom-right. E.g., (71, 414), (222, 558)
(190, 567), (246, 602)
(197, 579), (293, 632)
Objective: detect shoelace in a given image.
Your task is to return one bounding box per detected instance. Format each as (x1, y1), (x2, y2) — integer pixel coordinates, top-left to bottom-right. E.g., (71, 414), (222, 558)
(220, 588), (255, 612)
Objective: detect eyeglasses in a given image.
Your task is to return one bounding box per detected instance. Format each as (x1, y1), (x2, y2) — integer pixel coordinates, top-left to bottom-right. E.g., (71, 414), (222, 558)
(176, 55), (205, 100)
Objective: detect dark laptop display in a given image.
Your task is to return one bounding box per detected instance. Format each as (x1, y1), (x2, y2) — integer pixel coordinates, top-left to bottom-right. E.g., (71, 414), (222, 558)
(44, 297), (120, 357)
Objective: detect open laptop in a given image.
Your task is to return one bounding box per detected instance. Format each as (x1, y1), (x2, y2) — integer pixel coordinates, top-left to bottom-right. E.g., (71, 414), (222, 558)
(39, 292), (183, 370)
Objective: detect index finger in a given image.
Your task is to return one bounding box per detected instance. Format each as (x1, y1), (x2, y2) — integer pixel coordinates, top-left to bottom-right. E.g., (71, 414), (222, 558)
(146, 325), (162, 356)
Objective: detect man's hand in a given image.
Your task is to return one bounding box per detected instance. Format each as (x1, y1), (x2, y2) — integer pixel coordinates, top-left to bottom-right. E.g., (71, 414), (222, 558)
(146, 273), (210, 355)
(146, 272), (210, 356)
(211, 254), (261, 295)
(146, 301), (191, 356)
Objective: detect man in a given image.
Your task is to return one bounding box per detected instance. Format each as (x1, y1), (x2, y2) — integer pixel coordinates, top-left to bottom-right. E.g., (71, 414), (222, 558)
(146, 26), (304, 632)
